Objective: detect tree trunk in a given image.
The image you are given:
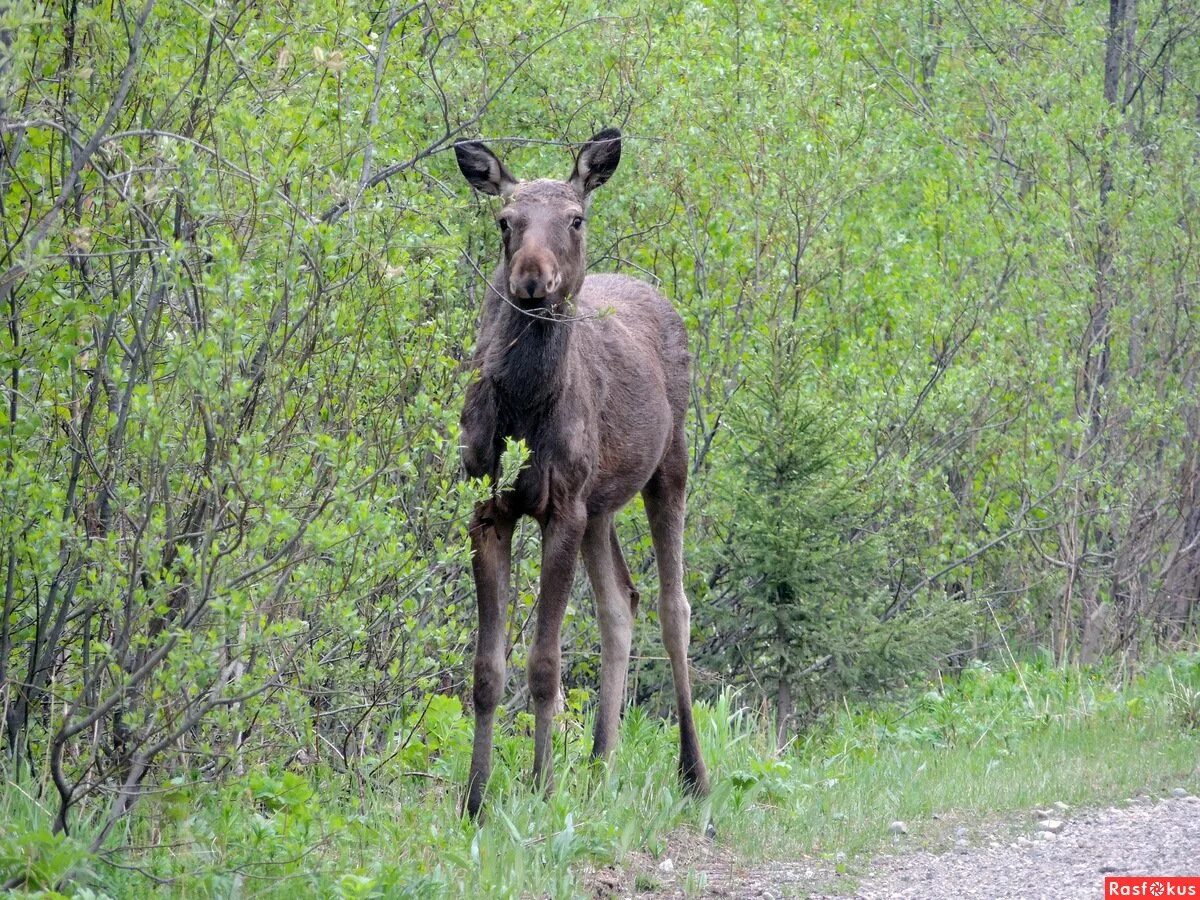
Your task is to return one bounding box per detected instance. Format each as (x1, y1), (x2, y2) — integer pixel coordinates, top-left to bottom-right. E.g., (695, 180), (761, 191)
(1068, 0), (1131, 662)
(776, 674), (793, 751)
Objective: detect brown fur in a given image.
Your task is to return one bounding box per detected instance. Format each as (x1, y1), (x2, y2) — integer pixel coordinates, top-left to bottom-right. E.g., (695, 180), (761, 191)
(455, 130), (709, 818)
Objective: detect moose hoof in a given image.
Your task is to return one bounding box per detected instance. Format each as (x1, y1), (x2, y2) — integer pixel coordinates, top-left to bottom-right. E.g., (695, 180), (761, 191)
(681, 761), (710, 798)
(464, 780), (487, 820)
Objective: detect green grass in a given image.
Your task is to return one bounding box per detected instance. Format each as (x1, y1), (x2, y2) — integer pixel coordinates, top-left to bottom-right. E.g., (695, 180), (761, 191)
(3, 653), (1199, 898)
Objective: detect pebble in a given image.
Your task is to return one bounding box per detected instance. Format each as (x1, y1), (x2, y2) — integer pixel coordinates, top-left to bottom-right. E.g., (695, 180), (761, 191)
(1171, 787), (1190, 798)
(954, 838), (969, 854)
(658, 858), (674, 874)
(1040, 819), (1066, 834)
(889, 821), (908, 835)
(1053, 801), (1069, 812)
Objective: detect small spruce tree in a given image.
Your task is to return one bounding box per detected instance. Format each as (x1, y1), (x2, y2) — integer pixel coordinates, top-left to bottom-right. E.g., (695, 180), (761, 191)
(696, 337), (966, 744)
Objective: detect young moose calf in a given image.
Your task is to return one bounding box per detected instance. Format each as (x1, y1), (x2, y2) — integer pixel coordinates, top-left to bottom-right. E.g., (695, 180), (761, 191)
(455, 129), (709, 817)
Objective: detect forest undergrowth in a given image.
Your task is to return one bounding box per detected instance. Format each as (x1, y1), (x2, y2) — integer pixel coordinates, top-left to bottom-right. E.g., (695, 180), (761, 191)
(3, 653), (1198, 897)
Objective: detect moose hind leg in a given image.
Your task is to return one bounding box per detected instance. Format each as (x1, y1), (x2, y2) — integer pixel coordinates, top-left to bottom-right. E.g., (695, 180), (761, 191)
(582, 517), (636, 762)
(465, 506), (514, 818)
(643, 446), (710, 796)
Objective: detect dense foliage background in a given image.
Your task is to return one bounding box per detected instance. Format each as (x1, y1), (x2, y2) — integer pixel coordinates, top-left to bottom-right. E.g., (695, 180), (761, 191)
(2, 0), (1198, 855)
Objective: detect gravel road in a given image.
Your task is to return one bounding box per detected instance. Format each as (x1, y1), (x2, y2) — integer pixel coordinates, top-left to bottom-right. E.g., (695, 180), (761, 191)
(718, 794), (1200, 899)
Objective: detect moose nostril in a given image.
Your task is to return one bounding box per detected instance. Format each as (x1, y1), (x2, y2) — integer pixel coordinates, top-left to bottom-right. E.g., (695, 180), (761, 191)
(524, 278), (540, 298)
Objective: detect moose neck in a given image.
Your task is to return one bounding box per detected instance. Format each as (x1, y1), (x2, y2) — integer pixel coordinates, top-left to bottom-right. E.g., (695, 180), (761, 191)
(487, 261), (574, 409)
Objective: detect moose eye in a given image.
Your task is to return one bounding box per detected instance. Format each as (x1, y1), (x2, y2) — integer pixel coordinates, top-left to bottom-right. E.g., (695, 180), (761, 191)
(497, 217), (510, 234)
(570, 216), (584, 231)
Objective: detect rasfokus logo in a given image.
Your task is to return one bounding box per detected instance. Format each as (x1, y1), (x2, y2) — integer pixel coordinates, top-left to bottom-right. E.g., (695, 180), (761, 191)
(1105, 877), (1200, 897)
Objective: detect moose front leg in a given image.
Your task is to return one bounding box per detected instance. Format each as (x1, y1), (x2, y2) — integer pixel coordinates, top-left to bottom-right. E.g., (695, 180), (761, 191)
(528, 502), (587, 793)
(465, 503), (514, 818)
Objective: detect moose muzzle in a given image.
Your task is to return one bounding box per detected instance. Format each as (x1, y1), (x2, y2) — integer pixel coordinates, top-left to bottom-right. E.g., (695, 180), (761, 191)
(508, 248), (561, 301)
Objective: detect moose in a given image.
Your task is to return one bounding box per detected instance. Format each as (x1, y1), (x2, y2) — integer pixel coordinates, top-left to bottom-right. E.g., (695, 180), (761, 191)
(454, 128), (709, 817)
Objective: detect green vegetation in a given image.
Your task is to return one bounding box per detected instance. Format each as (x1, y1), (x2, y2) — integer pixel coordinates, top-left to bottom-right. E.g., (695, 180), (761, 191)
(3, 654), (1198, 897)
(2, 0), (1199, 894)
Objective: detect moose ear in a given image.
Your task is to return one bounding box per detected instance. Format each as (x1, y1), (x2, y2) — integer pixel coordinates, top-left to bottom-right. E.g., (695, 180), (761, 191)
(569, 127), (622, 197)
(454, 140), (517, 197)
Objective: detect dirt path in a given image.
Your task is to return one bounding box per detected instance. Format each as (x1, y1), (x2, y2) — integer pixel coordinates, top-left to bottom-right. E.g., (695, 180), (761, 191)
(621, 793), (1200, 899)
(774, 794), (1198, 899)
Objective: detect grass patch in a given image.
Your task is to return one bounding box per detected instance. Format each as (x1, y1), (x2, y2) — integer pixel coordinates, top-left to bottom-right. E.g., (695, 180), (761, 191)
(2, 653), (1198, 897)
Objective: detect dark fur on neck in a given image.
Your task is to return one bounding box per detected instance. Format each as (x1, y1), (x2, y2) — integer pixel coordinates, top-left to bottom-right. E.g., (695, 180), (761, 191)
(484, 261), (572, 417)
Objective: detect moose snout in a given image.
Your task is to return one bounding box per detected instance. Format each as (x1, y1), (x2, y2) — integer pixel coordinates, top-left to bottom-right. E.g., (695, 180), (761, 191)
(508, 251), (561, 301)
(513, 275), (546, 300)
